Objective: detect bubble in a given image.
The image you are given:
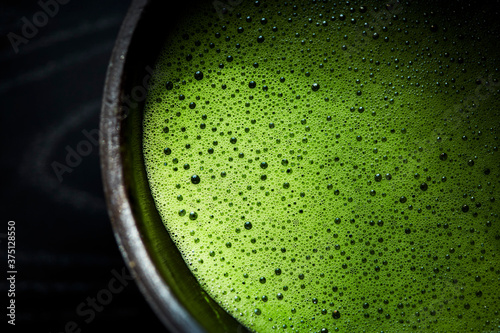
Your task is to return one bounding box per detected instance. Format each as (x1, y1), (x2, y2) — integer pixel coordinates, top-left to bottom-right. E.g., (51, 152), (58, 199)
(194, 71), (203, 80)
(191, 174), (201, 184)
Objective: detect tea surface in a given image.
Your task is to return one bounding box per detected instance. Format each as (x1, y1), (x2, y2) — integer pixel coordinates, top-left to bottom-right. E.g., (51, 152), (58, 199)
(143, 1), (500, 331)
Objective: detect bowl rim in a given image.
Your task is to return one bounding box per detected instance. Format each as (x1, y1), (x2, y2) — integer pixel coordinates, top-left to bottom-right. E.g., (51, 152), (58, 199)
(99, 1), (204, 331)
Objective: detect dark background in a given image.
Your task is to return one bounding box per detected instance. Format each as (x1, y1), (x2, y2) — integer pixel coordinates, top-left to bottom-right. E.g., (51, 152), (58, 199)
(0, 0), (166, 331)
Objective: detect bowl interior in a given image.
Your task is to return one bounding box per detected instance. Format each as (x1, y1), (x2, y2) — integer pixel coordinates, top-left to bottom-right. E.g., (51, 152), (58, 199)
(101, 1), (249, 331)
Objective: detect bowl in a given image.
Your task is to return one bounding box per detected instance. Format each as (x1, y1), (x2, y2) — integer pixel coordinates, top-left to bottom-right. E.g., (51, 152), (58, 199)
(99, 0), (249, 331)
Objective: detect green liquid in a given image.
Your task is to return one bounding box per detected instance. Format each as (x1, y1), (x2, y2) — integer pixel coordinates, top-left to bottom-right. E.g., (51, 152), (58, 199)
(143, 1), (500, 331)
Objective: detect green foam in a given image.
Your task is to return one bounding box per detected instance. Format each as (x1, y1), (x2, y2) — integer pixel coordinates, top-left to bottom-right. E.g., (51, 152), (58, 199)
(142, 1), (500, 331)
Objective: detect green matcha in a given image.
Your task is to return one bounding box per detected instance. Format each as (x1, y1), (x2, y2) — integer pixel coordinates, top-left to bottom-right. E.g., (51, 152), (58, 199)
(142, 0), (500, 331)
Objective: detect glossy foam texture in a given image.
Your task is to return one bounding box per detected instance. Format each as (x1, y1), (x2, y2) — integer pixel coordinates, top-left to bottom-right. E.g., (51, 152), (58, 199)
(143, 1), (500, 331)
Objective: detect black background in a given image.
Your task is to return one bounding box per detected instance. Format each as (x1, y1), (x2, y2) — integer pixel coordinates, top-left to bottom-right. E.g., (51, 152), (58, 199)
(0, 0), (166, 331)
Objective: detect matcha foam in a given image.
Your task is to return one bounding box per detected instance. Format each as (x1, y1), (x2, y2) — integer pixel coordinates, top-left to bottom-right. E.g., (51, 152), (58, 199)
(142, 1), (500, 331)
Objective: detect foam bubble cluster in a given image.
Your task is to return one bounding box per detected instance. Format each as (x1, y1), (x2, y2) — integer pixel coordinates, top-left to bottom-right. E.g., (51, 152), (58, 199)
(143, 0), (500, 331)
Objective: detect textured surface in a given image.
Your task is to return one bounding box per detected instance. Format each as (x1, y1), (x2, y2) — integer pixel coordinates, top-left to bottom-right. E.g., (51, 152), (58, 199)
(0, 1), (165, 331)
(143, 0), (500, 332)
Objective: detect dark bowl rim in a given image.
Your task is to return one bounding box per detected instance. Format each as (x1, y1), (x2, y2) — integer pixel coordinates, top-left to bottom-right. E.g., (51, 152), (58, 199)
(99, 0), (204, 331)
